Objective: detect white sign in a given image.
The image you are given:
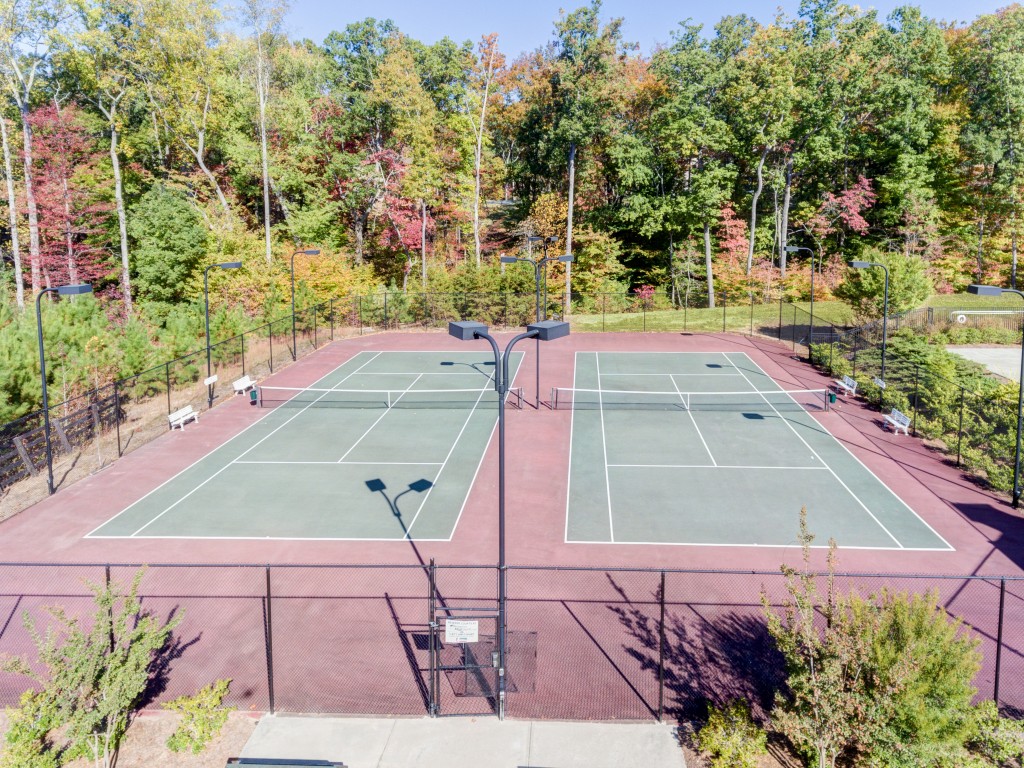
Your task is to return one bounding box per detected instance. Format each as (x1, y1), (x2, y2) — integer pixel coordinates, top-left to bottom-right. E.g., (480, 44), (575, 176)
(445, 619), (479, 644)
(204, 375), (218, 386)
(873, 377), (886, 389)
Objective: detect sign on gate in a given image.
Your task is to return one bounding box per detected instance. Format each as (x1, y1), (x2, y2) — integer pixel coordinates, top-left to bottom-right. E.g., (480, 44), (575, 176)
(445, 619), (479, 643)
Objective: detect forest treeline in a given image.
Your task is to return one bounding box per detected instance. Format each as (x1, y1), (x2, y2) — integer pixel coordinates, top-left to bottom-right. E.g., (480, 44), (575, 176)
(0, 0), (1022, 421)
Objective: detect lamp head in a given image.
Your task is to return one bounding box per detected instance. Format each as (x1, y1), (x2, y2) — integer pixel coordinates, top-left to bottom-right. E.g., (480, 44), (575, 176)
(499, 256), (518, 264)
(526, 236), (544, 243)
(448, 321), (488, 340)
(967, 284), (1004, 297)
(557, 254), (574, 263)
(527, 319), (570, 341)
(219, 261), (243, 269)
(56, 283), (92, 296)
(545, 236), (558, 243)
(848, 260), (873, 269)
(784, 246), (801, 253)
(302, 249), (321, 256)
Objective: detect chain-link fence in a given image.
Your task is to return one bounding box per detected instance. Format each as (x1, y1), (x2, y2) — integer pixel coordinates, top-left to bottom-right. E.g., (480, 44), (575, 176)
(0, 562), (1021, 721)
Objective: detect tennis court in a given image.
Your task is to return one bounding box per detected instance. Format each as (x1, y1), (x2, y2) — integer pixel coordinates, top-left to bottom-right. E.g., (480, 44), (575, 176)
(561, 351), (952, 550)
(89, 351), (520, 540)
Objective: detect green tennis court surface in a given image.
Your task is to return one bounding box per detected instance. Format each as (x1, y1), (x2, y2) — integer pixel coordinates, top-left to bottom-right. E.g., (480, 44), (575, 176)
(89, 351), (520, 540)
(564, 351), (951, 550)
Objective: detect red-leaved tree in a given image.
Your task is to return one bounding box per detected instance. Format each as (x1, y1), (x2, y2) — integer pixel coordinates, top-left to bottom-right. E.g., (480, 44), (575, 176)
(30, 104), (113, 287)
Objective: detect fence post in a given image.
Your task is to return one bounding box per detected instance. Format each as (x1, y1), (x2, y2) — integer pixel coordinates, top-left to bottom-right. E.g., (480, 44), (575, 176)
(957, 387), (966, 466)
(791, 304), (796, 351)
(265, 565), (275, 714)
(722, 293), (727, 333)
(115, 385), (122, 457)
(330, 298), (335, 340)
(778, 297), (783, 340)
(383, 292), (389, 329)
(313, 307), (318, 349)
(912, 366), (920, 436)
(749, 295), (754, 336)
(358, 295), (363, 336)
(269, 320), (274, 373)
(658, 571), (666, 722)
(642, 301), (646, 332)
(165, 363), (171, 414)
(428, 558), (438, 716)
(241, 332), (246, 375)
(995, 578), (1006, 707)
(602, 294), (606, 332)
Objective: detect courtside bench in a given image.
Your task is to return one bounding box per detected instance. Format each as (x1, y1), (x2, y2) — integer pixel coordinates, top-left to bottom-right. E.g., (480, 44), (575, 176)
(233, 375), (257, 395)
(884, 408), (911, 435)
(226, 760), (346, 767)
(833, 375), (857, 397)
(168, 405), (198, 430)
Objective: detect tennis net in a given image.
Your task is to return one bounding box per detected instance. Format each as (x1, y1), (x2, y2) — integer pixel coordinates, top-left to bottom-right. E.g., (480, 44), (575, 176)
(257, 385), (523, 410)
(550, 387), (830, 412)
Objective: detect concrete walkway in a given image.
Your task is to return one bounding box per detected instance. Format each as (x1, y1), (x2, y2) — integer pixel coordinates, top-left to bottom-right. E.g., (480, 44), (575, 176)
(240, 714), (686, 768)
(947, 345), (1021, 382)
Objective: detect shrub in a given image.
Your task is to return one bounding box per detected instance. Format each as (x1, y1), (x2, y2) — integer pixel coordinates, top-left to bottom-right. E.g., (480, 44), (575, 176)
(695, 699), (768, 768)
(163, 678), (234, 754)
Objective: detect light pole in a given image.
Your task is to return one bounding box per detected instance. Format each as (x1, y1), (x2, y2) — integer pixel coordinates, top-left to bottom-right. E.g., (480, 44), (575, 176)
(291, 248), (321, 361)
(448, 319), (570, 719)
(500, 249), (573, 406)
(204, 261), (242, 408)
(969, 284), (1024, 508)
(36, 283), (93, 495)
(849, 260), (890, 384)
(785, 245), (815, 342)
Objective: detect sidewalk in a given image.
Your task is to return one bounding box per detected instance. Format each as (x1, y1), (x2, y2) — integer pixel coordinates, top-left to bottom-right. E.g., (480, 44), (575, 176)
(240, 714), (687, 768)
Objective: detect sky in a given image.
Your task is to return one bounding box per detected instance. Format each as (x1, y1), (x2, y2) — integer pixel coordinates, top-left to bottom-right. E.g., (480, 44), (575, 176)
(279, 0), (1007, 57)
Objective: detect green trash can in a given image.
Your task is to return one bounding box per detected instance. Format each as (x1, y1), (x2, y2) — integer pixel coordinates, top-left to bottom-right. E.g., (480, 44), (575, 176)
(249, 388), (258, 406)
(828, 391), (837, 406)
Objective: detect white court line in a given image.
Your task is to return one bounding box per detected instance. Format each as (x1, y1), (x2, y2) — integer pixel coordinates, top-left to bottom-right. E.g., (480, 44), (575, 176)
(608, 464), (828, 470)
(725, 351), (904, 548)
(336, 374), (424, 462)
(234, 460), (444, 466)
(563, 351), (580, 544)
(401, 377), (494, 539)
(596, 353), (615, 542)
(564, 537), (949, 551)
(599, 372), (744, 376)
(672, 374), (716, 466)
(126, 352), (385, 537)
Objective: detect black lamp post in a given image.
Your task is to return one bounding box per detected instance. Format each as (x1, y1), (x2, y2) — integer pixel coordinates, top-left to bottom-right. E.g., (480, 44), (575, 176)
(500, 249), (573, 406)
(290, 248), (321, 361)
(785, 245), (815, 341)
(849, 260), (890, 384)
(204, 261), (242, 408)
(969, 283), (1024, 508)
(36, 283), (93, 495)
(448, 319), (570, 719)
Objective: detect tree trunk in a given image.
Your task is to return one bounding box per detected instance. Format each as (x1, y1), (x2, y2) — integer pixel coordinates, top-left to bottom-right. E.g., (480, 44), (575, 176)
(976, 217), (985, 278)
(353, 209), (366, 264)
(747, 146), (768, 275)
(17, 103), (42, 296)
(61, 175), (77, 285)
(0, 116), (24, 308)
(780, 156), (793, 277)
(472, 45), (496, 267)
(565, 141), (576, 315)
(1012, 210), (1018, 290)
(256, 42), (273, 264)
(704, 221), (715, 309)
(109, 124), (133, 312)
(183, 91), (231, 216)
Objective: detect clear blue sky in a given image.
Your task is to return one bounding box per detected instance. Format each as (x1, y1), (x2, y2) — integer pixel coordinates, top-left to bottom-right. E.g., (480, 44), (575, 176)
(282, 0), (1005, 57)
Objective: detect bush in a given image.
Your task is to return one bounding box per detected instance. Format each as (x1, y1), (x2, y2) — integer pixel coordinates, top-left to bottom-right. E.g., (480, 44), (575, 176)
(163, 678), (234, 754)
(695, 699), (768, 768)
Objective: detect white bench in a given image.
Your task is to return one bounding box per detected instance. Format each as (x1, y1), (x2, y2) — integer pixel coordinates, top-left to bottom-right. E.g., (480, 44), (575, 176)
(884, 408), (911, 435)
(833, 375), (857, 397)
(233, 375), (256, 395)
(168, 405), (198, 430)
